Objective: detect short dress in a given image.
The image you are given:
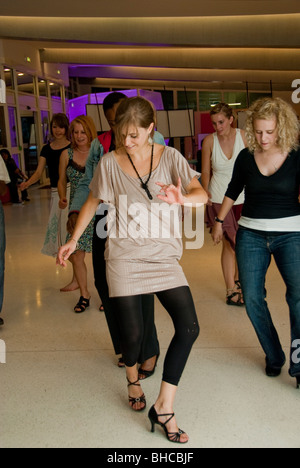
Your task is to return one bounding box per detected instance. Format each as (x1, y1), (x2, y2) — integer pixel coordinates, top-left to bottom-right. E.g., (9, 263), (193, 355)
(205, 129), (245, 250)
(66, 149), (94, 253)
(89, 146), (201, 297)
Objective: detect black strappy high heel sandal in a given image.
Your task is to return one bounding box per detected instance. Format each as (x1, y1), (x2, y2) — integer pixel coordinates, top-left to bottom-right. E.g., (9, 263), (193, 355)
(226, 280), (245, 307)
(148, 405), (188, 444)
(127, 378), (146, 412)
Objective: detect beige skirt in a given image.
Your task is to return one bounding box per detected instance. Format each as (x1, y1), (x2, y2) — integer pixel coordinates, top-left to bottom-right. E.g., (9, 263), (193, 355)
(106, 259), (189, 297)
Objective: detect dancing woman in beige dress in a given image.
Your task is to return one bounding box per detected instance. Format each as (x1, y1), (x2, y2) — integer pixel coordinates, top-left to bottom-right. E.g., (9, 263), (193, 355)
(57, 97), (208, 444)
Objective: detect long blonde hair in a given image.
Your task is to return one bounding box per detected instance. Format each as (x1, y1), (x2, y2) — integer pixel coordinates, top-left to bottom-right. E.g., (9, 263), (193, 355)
(245, 97), (299, 153)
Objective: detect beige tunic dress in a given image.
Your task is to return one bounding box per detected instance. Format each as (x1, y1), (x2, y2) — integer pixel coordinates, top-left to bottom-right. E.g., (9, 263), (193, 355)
(89, 146), (200, 297)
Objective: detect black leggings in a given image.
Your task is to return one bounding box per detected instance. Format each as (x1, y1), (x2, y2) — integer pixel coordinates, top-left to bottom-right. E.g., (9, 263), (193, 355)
(112, 286), (200, 386)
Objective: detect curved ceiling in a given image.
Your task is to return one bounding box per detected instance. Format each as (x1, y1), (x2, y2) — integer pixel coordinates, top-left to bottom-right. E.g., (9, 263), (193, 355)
(1, 1), (300, 91)
(0, 0), (300, 17)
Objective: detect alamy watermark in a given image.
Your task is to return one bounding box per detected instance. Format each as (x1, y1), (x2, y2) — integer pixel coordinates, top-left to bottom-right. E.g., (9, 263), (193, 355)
(0, 339), (6, 364)
(95, 196), (205, 250)
(291, 339), (300, 365)
(291, 79), (300, 104)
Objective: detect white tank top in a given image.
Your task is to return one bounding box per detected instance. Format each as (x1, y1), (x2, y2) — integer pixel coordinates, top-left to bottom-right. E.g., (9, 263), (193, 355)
(209, 129), (245, 205)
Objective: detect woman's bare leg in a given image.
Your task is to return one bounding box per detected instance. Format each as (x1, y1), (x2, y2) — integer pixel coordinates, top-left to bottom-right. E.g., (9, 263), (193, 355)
(69, 250), (90, 305)
(153, 381), (189, 443)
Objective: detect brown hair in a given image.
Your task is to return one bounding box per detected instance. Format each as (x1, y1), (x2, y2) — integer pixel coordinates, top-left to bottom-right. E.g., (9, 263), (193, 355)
(70, 115), (97, 149)
(50, 113), (70, 138)
(210, 102), (235, 121)
(114, 97), (156, 148)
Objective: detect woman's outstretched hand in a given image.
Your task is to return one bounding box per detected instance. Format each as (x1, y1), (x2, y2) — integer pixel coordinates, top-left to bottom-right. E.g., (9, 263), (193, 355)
(156, 178), (185, 205)
(56, 240), (77, 268)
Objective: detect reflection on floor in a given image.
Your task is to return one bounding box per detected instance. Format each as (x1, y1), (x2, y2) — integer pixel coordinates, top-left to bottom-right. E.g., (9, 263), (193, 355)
(1, 187), (299, 448)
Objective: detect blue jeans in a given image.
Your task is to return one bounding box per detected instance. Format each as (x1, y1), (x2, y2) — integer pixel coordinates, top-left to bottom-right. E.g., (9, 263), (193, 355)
(0, 201), (5, 313)
(236, 227), (300, 377)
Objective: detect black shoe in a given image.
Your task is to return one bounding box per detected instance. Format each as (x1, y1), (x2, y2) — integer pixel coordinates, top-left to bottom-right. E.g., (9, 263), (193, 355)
(127, 378), (146, 412)
(148, 405), (188, 444)
(265, 365), (282, 377)
(0, 317), (4, 326)
(296, 376), (300, 389)
(74, 296), (90, 313)
(139, 354), (160, 380)
(265, 357), (285, 377)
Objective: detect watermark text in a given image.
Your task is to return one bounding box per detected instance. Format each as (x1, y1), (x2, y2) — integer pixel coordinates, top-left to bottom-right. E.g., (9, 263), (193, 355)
(291, 79), (300, 104)
(0, 339), (6, 364)
(95, 196), (205, 250)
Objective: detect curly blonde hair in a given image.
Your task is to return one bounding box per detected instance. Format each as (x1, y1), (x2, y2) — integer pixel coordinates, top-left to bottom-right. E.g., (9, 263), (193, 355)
(245, 97), (299, 153)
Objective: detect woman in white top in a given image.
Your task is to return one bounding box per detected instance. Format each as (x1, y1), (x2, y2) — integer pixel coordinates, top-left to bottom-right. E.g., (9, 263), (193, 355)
(202, 103), (247, 306)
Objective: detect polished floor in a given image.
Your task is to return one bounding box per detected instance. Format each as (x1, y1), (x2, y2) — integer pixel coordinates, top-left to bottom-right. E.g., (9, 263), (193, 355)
(1, 187), (299, 449)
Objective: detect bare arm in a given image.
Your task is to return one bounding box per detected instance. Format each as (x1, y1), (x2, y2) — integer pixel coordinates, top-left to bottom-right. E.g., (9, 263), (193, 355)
(20, 156), (46, 190)
(184, 177), (208, 205)
(57, 149), (69, 209)
(56, 191), (100, 267)
(240, 129), (248, 148)
(200, 135), (213, 205)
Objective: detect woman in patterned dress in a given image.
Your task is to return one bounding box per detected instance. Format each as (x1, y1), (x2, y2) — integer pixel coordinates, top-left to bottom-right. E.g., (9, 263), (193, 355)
(58, 115), (97, 313)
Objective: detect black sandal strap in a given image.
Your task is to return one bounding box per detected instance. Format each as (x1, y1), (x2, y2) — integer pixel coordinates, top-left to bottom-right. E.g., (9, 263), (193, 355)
(127, 378), (141, 388)
(226, 291), (244, 306)
(156, 412), (186, 442)
(74, 296), (90, 312)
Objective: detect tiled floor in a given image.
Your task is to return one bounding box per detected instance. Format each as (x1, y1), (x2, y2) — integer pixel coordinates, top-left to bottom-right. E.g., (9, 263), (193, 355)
(1, 187), (299, 448)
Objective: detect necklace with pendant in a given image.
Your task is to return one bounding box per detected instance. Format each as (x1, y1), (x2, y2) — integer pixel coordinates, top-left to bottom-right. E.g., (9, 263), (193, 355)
(126, 145), (154, 200)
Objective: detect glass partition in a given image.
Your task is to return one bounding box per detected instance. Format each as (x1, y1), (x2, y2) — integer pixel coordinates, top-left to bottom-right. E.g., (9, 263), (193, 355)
(223, 92), (247, 109)
(41, 110), (50, 144)
(16, 71), (35, 94)
(4, 67), (14, 90)
(38, 79), (48, 97)
(199, 91), (222, 111)
(177, 91), (197, 110)
(0, 107), (7, 148)
(8, 106), (18, 147)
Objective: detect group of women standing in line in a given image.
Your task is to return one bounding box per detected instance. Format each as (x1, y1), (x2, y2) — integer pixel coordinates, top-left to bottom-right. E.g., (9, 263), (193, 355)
(21, 113), (98, 311)
(22, 93), (300, 444)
